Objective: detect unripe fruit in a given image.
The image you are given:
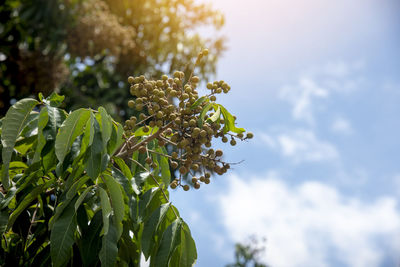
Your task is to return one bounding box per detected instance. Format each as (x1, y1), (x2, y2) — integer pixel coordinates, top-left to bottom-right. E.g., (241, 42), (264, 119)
(237, 133), (244, 138)
(202, 49), (209, 56)
(230, 139), (237, 146)
(156, 111), (163, 119)
(162, 74), (168, 81)
(171, 161), (178, 169)
(222, 136), (228, 143)
(170, 182), (177, 189)
(215, 149), (223, 157)
(128, 76), (135, 83)
(204, 178), (210, 184)
(191, 177), (198, 183)
(143, 126), (149, 133)
(200, 176), (205, 182)
(194, 182), (200, 189)
(179, 166), (188, 174)
(191, 76), (200, 83)
(207, 83), (213, 89)
(145, 157), (152, 164)
(191, 164), (199, 171)
(246, 132), (254, 139)
(171, 152), (178, 159)
(128, 100), (135, 108)
(205, 172), (211, 179)
(183, 185), (190, 191)
(210, 95), (216, 101)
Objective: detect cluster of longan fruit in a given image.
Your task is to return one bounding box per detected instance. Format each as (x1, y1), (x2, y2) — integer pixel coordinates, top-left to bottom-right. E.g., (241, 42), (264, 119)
(67, 0), (136, 58)
(124, 50), (253, 191)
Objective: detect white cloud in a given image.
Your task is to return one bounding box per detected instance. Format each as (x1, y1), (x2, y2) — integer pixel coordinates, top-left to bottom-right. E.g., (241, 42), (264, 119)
(279, 78), (329, 124)
(259, 129), (338, 163)
(279, 61), (364, 124)
(218, 173), (400, 267)
(331, 117), (353, 135)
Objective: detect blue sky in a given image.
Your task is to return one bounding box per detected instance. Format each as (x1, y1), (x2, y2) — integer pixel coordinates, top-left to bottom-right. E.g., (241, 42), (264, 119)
(170, 0), (400, 266)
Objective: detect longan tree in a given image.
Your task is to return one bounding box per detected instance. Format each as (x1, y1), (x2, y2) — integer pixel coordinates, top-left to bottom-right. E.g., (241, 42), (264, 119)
(0, 50), (253, 266)
(0, 0), (225, 118)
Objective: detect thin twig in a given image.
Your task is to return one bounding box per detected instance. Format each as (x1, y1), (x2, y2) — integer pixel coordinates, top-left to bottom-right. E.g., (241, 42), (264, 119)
(115, 121), (173, 159)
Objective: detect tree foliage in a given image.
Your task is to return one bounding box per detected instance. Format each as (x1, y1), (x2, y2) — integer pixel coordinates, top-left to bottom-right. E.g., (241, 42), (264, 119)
(0, 58), (252, 265)
(0, 0), (225, 118)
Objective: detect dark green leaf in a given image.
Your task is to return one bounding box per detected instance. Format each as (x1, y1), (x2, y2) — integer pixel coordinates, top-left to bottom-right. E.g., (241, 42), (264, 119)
(142, 203), (171, 259)
(75, 185), (94, 211)
(0, 210), (8, 235)
(98, 107), (112, 147)
(108, 123), (124, 155)
(7, 180), (53, 229)
(153, 218), (182, 267)
(1, 98), (39, 189)
(103, 174), (125, 239)
(33, 106), (49, 163)
(50, 197), (78, 267)
(179, 221), (197, 267)
(98, 187), (112, 235)
(99, 216), (118, 267)
(84, 117), (103, 179)
(80, 210), (103, 267)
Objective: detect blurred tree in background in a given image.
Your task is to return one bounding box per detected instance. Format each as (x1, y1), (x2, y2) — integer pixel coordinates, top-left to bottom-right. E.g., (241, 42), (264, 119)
(226, 236), (269, 267)
(0, 0), (225, 118)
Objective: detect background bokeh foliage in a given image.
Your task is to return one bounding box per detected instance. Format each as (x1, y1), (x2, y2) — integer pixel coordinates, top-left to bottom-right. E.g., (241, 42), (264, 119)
(0, 0), (226, 119)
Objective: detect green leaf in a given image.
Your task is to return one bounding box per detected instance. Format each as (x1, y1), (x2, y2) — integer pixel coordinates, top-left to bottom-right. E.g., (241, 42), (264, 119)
(7, 180), (53, 229)
(80, 112), (96, 155)
(50, 176), (89, 229)
(103, 174), (125, 239)
(179, 221), (197, 267)
(98, 187), (112, 235)
(0, 187), (16, 210)
(80, 210), (103, 267)
(84, 117), (104, 179)
(108, 123), (124, 155)
(33, 106), (50, 163)
(190, 96), (209, 110)
(138, 187), (160, 222)
(157, 147), (171, 188)
(112, 161), (139, 195)
(207, 105), (221, 123)
(75, 185), (94, 211)
(197, 102), (214, 128)
(134, 126), (159, 137)
(55, 108), (90, 163)
(99, 216), (118, 267)
(46, 106), (66, 140)
(142, 203), (171, 259)
(50, 197), (78, 267)
(98, 107), (112, 148)
(219, 105), (245, 134)
(1, 98), (38, 189)
(0, 210), (8, 236)
(43, 92), (65, 107)
(153, 218), (182, 267)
